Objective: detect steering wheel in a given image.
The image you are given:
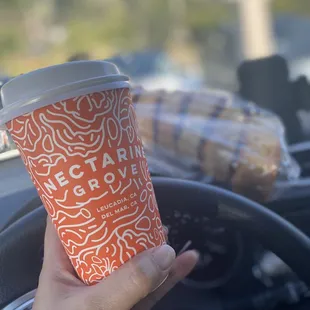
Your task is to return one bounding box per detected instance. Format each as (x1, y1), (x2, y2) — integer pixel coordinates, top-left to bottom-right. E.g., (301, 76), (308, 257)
(1, 177), (310, 310)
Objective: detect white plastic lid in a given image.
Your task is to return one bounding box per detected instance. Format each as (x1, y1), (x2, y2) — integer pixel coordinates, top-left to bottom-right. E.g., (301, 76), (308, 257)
(0, 60), (129, 125)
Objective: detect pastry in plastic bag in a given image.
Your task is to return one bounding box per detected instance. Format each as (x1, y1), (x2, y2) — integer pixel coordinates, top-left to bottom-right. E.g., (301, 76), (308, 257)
(133, 87), (300, 202)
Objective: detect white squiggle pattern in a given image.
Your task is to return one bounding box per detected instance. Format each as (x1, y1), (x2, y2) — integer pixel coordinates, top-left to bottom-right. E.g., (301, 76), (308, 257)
(7, 88), (165, 285)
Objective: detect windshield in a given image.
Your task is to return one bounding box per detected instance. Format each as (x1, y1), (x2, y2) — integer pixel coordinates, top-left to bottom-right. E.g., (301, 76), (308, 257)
(0, 0), (309, 202)
(0, 1), (309, 84)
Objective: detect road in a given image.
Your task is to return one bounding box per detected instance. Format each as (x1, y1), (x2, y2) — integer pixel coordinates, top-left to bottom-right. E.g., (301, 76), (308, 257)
(0, 156), (38, 230)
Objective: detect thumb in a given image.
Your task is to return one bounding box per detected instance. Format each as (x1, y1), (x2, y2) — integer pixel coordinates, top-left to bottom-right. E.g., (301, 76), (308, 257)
(88, 245), (176, 310)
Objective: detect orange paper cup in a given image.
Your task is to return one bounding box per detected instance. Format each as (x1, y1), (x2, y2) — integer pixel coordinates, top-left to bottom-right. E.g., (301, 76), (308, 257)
(0, 61), (165, 285)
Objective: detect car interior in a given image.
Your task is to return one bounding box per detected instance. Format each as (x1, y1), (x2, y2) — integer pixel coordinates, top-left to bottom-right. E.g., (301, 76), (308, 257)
(2, 1), (310, 310)
(1, 67), (310, 310)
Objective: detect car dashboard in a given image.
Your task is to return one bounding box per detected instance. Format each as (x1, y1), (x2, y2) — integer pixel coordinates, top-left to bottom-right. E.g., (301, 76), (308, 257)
(1, 156), (310, 310)
(155, 195), (310, 310)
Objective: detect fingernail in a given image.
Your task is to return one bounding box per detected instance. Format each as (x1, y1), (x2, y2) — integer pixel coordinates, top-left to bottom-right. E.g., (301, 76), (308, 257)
(152, 245), (176, 271)
(192, 250), (200, 259)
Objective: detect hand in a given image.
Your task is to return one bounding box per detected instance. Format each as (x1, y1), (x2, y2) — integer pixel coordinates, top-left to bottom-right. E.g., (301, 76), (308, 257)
(33, 218), (198, 310)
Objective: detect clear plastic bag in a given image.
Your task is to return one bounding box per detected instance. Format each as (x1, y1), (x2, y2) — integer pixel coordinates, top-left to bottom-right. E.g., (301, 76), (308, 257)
(133, 87), (300, 202)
